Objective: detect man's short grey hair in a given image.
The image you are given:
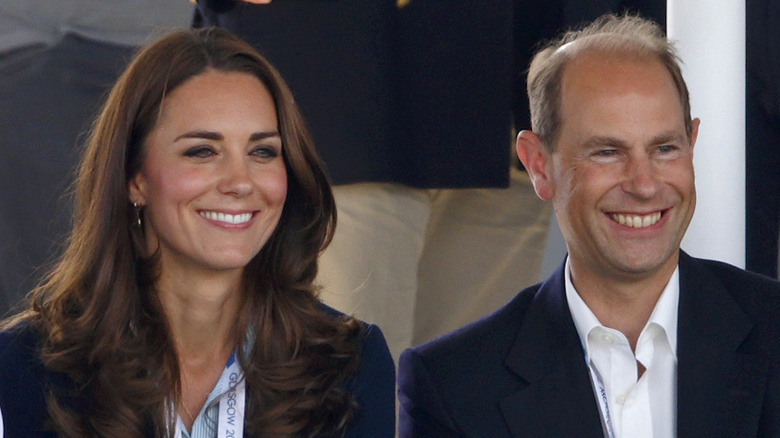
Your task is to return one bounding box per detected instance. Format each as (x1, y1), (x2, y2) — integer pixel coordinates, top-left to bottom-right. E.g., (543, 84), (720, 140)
(526, 14), (692, 151)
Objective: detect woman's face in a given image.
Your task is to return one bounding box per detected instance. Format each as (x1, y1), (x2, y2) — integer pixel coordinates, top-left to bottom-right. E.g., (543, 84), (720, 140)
(129, 69), (287, 278)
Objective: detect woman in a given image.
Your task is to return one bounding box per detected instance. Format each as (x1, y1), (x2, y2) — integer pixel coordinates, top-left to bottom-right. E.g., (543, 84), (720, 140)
(0, 27), (394, 437)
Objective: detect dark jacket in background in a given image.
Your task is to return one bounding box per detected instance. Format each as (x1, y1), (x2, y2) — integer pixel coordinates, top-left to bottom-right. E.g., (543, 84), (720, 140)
(194, 0), (514, 188)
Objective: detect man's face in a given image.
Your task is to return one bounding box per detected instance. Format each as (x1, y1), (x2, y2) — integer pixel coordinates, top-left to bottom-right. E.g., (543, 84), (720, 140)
(548, 52), (698, 284)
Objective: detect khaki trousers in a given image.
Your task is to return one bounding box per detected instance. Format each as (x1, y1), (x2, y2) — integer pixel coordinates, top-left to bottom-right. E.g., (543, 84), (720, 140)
(316, 168), (552, 361)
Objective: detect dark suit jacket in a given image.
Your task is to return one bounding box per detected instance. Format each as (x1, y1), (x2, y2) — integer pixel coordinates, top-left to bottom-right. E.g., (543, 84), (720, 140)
(398, 252), (780, 437)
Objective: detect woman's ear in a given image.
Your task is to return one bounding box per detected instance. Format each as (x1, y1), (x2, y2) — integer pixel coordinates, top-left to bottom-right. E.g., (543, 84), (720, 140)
(127, 173), (147, 206)
(516, 130), (553, 201)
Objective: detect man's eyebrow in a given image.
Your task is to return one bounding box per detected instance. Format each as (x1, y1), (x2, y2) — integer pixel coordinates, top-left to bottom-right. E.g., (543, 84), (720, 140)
(581, 131), (686, 149)
(582, 136), (627, 149)
(650, 131), (686, 145)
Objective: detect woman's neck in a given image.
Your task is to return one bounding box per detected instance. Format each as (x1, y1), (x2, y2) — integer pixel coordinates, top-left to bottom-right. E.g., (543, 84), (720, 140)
(156, 268), (245, 430)
(158, 269), (243, 357)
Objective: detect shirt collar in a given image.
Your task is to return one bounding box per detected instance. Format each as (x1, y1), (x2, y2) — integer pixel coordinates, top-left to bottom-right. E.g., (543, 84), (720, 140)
(564, 256), (680, 358)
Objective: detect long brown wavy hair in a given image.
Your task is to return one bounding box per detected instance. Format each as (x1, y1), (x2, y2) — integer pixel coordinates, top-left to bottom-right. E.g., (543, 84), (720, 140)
(1, 27), (362, 437)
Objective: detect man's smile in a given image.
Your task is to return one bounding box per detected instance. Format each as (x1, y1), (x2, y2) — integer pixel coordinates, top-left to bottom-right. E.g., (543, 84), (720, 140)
(608, 211), (663, 228)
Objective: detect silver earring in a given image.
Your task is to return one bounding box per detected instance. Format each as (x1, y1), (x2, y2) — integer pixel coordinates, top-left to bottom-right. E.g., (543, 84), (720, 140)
(133, 202), (142, 227)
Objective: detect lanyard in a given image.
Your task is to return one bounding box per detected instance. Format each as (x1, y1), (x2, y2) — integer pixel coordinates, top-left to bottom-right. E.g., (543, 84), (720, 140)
(173, 351), (246, 438)
(217, 353), (246, 438)
(586, 357), (615, 438)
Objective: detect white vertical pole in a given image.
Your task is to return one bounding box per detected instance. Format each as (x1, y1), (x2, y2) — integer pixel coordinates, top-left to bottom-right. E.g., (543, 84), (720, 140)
(668, 1), (746, 268)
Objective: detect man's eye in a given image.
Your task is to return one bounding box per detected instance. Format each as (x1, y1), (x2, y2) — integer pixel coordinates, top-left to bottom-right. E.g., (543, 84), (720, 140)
(590, 148), (622, 163)
(596, 149), (618, 157)
(183, 146), (215, 158)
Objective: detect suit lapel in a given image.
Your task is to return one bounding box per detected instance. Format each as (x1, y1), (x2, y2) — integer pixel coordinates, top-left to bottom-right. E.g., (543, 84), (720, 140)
(497, 253), (769, 437)
(500, 263), (604, 438)
(677, 252), (768, 437)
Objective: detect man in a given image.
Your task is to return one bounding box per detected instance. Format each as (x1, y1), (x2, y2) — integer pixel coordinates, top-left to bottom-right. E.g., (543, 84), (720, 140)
(397, 14), (780, 438)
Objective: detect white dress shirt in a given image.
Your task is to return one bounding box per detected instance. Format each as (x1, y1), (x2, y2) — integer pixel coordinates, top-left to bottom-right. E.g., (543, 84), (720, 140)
(565, 258), (679, 438)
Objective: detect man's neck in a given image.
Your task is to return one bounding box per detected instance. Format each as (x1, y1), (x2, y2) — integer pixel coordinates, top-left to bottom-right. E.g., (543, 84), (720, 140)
(569, 258), (677, 350)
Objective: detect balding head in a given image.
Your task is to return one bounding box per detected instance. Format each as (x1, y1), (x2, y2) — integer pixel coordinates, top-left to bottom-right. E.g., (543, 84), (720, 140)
(526, 14), (692, 152)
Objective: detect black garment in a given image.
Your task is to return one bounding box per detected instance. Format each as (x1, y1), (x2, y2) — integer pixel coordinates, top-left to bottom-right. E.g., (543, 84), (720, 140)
(746, 0), (780, 279)
(194, 0), (514, 188)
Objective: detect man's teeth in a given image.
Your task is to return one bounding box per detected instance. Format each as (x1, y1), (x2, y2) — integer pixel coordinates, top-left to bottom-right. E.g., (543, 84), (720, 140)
(610, 212), (662, 228)
(199, 211), (253, 224)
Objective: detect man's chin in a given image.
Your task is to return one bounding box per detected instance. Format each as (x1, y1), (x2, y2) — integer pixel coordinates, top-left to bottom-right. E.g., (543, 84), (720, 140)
(607, 248), (679, 279)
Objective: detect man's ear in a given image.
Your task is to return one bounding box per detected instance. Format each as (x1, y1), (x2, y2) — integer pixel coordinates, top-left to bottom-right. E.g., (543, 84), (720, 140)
(689, 118), (700, 157)
(516, 130), (553, 201)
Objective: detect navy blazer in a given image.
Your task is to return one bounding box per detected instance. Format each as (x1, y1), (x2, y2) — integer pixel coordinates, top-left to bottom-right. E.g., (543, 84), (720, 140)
(398, 252), (780, 437)
(0, 312), (396, 437)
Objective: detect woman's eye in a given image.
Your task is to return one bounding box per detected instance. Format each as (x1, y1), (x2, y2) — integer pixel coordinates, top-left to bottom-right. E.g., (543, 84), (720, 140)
(251, 146), (279, 159)
(183, 146), (215, 158)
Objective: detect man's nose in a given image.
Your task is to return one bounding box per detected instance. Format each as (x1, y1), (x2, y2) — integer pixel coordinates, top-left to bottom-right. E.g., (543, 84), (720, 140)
(622, 155), (660, 199)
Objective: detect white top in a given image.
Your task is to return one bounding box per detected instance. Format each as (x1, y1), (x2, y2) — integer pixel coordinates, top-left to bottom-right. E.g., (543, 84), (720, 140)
(565, 257), (679, 438)
(175, 350), (246, 438)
